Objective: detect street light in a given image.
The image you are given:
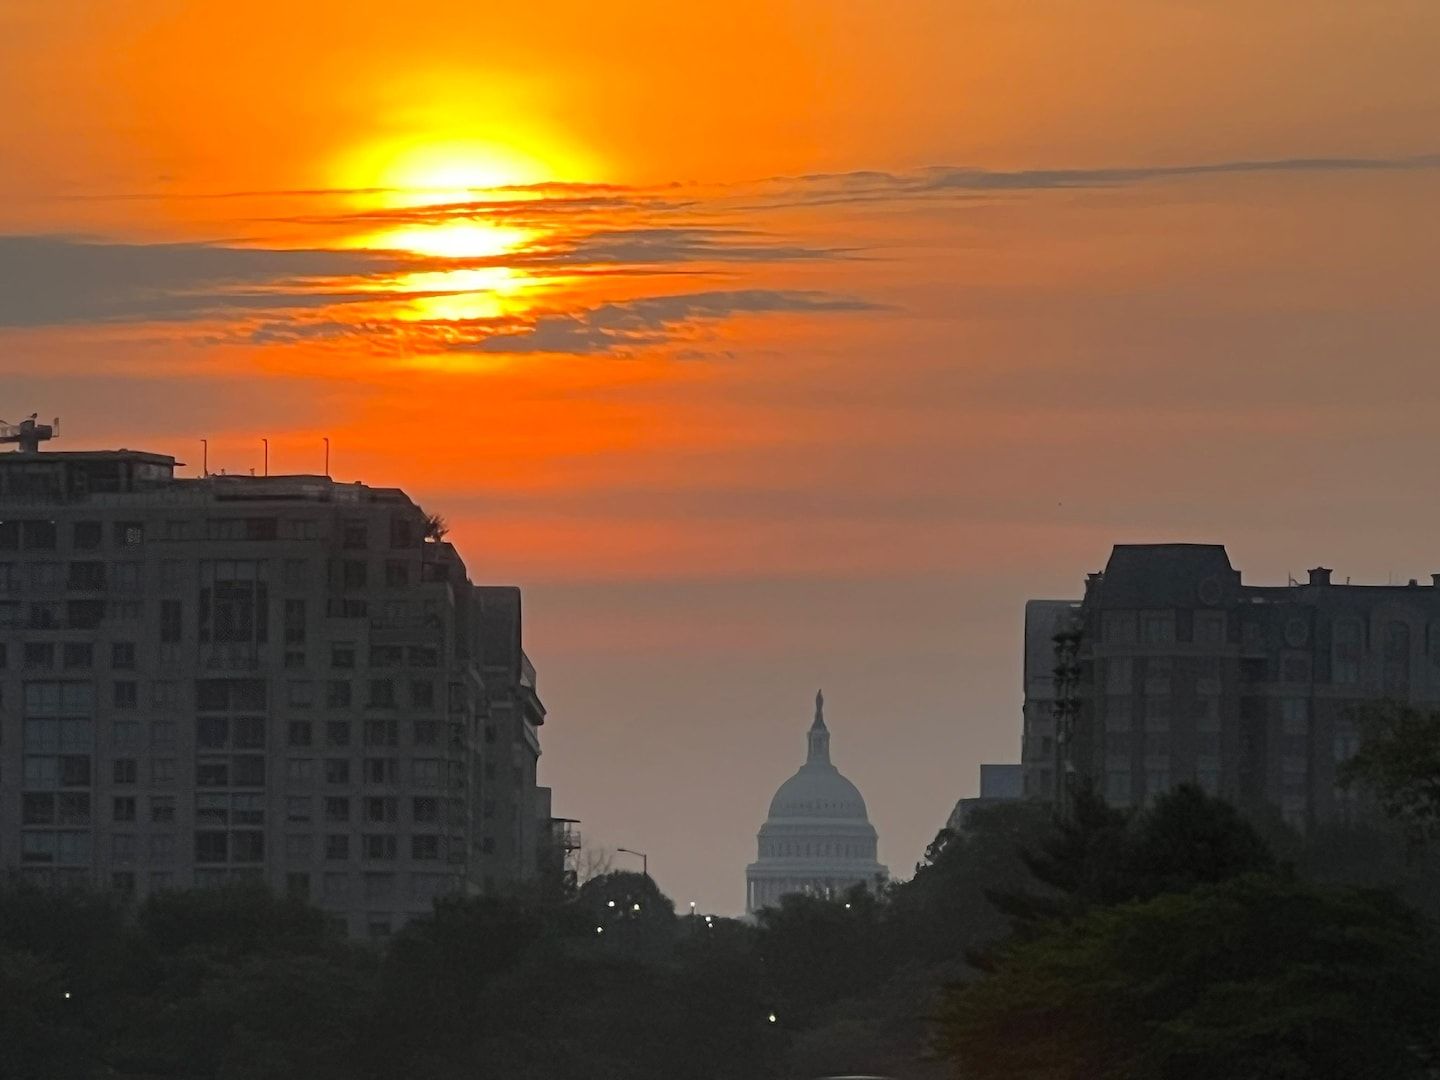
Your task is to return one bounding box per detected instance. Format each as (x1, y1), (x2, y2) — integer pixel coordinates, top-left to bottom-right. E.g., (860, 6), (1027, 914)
(616, 847), (649, 878)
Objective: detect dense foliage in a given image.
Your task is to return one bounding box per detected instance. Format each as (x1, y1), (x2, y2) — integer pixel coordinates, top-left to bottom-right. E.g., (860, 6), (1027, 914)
(2, 784), (1437, 1079)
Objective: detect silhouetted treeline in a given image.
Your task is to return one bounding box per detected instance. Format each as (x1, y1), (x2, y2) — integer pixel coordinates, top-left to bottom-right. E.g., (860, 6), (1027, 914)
(4, 785), (1439, 1079)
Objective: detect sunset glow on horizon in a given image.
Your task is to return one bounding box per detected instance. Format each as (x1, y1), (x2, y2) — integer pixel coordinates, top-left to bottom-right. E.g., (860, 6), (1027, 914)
(3, 0), (1440, 913)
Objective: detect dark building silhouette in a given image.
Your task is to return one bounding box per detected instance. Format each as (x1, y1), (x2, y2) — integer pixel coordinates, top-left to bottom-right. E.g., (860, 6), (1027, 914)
(0, 444), (554, 936)
(1040, 543), (1437, 831)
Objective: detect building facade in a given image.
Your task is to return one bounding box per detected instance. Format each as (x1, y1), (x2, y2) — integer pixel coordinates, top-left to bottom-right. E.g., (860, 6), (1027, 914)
(1047, 543), (1437, 831)
(0, 446), (552, 936)
(746, 691), (887, 913)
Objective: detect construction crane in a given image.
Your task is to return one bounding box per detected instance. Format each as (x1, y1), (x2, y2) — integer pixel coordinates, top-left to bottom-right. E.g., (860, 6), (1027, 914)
(0, 415), (59, 453)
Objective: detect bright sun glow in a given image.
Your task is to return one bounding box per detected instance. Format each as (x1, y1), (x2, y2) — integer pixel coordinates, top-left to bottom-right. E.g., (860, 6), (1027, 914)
(334, 124), (595, 318)
(360, 137), (557, 206)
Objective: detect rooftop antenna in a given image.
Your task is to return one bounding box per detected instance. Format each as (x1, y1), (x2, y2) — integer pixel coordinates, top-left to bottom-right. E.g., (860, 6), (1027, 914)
(201, 438), (209, 477)
(0, 415), (59, 454)
(262, 438), (269, 477)
(323, 436), (330, 478)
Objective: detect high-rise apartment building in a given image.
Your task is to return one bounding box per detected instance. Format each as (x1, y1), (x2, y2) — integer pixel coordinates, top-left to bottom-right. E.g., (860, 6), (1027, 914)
(1038, 543), (1439, 832)
(0, 444), (553, 936)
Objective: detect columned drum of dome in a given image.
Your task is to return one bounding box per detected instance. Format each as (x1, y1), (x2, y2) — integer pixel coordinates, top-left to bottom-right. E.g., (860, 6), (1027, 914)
(745, 691), (888, 914)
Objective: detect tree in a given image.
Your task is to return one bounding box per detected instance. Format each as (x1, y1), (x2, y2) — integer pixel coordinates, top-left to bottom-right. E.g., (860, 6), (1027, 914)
(937, 874), (1440, 1080)
(1339, 700), (1440, 846)
(991, 783), (1275, 935)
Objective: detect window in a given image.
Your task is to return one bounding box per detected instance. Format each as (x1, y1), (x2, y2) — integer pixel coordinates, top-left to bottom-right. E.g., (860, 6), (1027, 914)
(110, 600), (142, 622)
(408, 646), (439, 669)
(1103, 698), (1132, 733)
(287, 758), (314, 782)
(364, 758), (398, 784)
(325, 835), (350, 861)
(195, 832), (229, 864)
(325, 758), (351, 784)
(111, 642), (137, 669)
(111, 561), (142, 591)
(325, 720), (351, 747)
(410, 680), (435, 709)
(113, 796), (137, 822)
(288, 721), (313, 747)
(1139, 611), (1175, 644)
(363, 834), (397, 860)
(114, 521), (144, 547)
(331, 643), (356, 669)
(365, 797), (397, 823)
(367, 680), (396, 708)
(113, 681), (138, 709)
(1333, 731), (1361, 764)
(113, 758), (137, 784)
(150, 795), (177, 823)
(325, 796), (350, 823)
(280, 519), (319, 541)
(364, 719), (398, 747)
(283, 599), (306, 644)
(21, 520), (57, 550)
(72, 521), (102, 550)
(412, 797), (439, 824)
(160, 520), (190, 541)
(1144, 763), (1171, 798)
(152, 758), (176, 783)
(1195, 611), (1226, 646)
(413, 719), (439, 746)
(24, 642), (55, 669)
(1281, 698), (1309, 736)
(153, 680), (182, 709)
(286, 796), (313, 825)
(63, 643), (93, 669)
(21, 831), (91, 865)
(342, 560), (367, 589)
(67, 561), (106, 590)
(342, 521), (369, 550)
(411, 834), (440, 861)
(159, 560), (185, 589)
(412, 759), (441, 787)
(287, 680), (314, 709)
(152, 720), (177, 748)
(369, 645), (403, 668)
(232, 755), (264, 786)
(22, 793), (55, 824)
(1333, 619), (1362, 685)
(113, 719), (140, 750)
(1384, 621), (1411, 696)
(150, 834), (175, 860)
(1105, 657), (1133, 694)
(1196, 755), (1221, 795)
(286, 836), (313, 860)
(384, 560), (409, 587)
(1143, 698), (1171, 733)
(1102, 611), (1137, 645)
(326, 680), (352, 708)
(160, 600), (183, 643)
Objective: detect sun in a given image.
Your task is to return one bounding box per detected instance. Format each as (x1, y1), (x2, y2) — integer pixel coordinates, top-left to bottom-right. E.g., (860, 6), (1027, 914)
(364, 137), (557, 207)
(336, 137), (566, 260)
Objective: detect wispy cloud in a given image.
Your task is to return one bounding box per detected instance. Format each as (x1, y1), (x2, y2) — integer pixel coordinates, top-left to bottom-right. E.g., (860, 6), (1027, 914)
(761, 153), (1440, 207)
(464, 290), (881, 356)
(5, 151), (1434, 353)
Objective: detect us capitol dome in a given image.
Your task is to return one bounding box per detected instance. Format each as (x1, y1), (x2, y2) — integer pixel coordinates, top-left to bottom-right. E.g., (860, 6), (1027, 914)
(745, 690), (887, 913)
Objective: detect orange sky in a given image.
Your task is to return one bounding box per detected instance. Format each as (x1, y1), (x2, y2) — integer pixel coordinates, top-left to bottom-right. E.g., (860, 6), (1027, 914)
(3, 0), (1440, 910)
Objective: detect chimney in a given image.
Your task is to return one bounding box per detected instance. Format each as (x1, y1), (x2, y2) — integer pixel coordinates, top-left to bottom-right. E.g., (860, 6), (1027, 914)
(1308, 567), (1332, 587)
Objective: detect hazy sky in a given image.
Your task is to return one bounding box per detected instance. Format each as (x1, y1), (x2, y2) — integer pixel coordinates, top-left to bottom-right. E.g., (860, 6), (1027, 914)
(4, 0), (1440, 911)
